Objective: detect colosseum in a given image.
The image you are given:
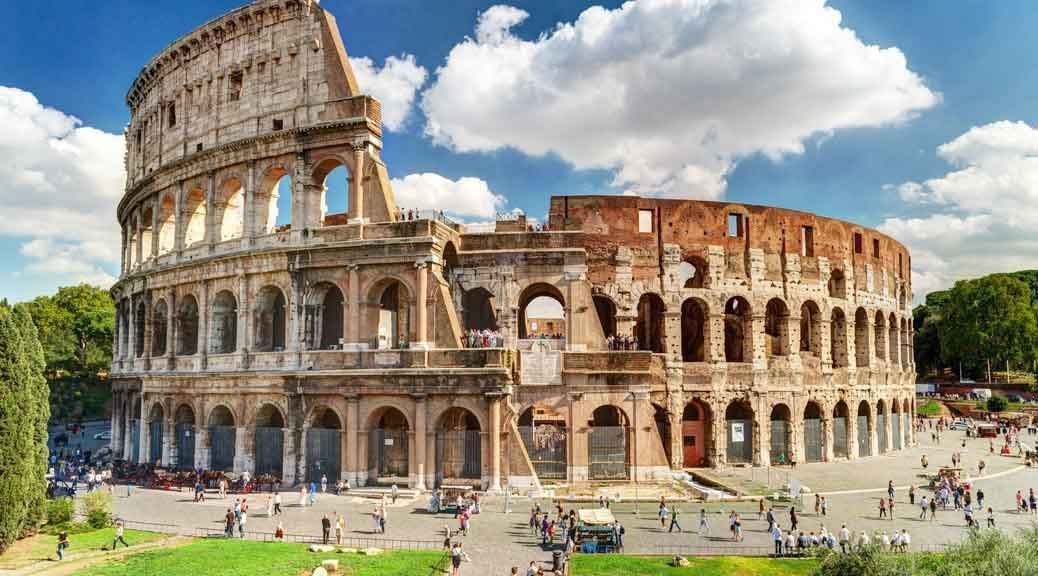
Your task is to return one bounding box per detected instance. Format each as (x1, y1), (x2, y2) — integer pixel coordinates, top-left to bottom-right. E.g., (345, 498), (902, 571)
(109, 0), (917, 492)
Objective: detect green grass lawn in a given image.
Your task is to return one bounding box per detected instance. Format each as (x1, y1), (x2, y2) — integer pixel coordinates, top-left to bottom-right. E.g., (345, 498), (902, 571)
(70, 538), (447, 576)
(570, 554), (820, 576)
(917, 399), (943, 417)
(0, 528), (165, 569)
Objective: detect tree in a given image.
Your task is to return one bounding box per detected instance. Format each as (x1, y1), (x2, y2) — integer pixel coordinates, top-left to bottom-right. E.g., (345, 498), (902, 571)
(0, 304), (50, 552)
(987, 395), (1008, 413)
(17, 285), (114, 422)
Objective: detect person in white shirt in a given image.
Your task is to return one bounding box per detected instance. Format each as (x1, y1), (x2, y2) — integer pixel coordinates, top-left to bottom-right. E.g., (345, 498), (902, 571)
(858, 531), (870, 547)
(838, 524), (851, 553)
(770, 523), (783, 555)
(899, 529), (911, 552)
(880, 530), (890, 550)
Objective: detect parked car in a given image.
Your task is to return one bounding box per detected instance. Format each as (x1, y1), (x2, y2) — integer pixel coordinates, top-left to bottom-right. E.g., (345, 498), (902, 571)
(1007, 395), (1024, 403)
(949, 421), (973, 431)
(92, 430), (112, 441)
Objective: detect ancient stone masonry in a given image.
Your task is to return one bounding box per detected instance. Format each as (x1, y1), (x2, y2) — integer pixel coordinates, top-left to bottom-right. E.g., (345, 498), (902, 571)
(111, 0), (916, 490)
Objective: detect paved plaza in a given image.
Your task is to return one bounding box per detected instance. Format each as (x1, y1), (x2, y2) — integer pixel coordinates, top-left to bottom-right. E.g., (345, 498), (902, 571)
(106, 427), (1038, 574)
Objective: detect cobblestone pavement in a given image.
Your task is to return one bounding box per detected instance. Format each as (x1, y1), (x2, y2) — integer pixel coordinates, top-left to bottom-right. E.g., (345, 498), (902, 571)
(107, 428), (1038, 575)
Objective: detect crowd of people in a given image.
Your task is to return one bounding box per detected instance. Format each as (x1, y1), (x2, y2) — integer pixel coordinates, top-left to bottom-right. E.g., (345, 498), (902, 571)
(465, 329), (502, 348)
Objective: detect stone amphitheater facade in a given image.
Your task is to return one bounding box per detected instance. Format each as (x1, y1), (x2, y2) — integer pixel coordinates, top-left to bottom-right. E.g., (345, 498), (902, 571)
(110, 0), (916, 491)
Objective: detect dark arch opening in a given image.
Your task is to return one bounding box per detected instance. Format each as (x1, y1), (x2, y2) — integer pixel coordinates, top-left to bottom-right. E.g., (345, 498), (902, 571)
(857, 400), (872, 457)
(518, 406), (567, 480)
(254, 404), (285, 478)
(370, 407), (409, 481)
(152, 299), (168, 357)
(833, 401), (849, 458)
(176, 295), (199, 356)
(588, 405), (630, 480)
(463, 287), (498, 332)
(765, 298), (790, 356)
(593, 294), (617, 339)
(725, 401), (754, 464)
(803, 401), (823, 462)
(635, 293), (665, 352)
(724, 297), (751, 363)
(437, 407), (482, 483)
(210, 290), (237, 354)
(256, 286), (287, 352)
(376, 281), (410, 349)
(681, 400), (711, 467)
(770, 404), (792, 465)
(681, 298), (707, 362)
(800, 301), (821, 357)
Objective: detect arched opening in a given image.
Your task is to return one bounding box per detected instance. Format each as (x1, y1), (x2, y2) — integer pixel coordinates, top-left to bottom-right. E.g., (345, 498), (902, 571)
(854, 308), (870, 367)
(830, 308), (848, 367)
(183, 187), (207, 247)
(833, 401), (849, 458)
(463, 287), (498, 332)
(436, 407), (482, 483)
(518, 283), (565, 340)
(254, 404), (285, 479)
(376, 281), (410, 349)
(157, 195), (176, 255)
(900, 319), (910, 369)
(216, 178), (245, 241)
(725, 401), (754, 464)
(118, 301), (128, 359)
(593, 294), (617, 339)
(635, 293), (665, 352)
(888, 313), (899, 367)
(134, 300), (146, 358)
(765, 298), (790, 357)
(128, 401), (141, 463)
(681, 401), (711, 467)
(174, 404), (195, 470)
(724, 296), (752, 363)
(769, 404), (792, 465)
(828, 269), (846, 299)
(369, 407), (409, 483)
(876, 399), (888, 454)
(681, 298), (708, 362)
(140, 207), (154, 261)
(306, 407), (342, 484)
(255, 286), (287, 352)
(803, 402), (823, 463)
(442, 243), (459, 285)
(874, 311), (887, 361)
(208, 405), (236, 472)
(678, 256), (708, 289)
(304, 283), (345, 350)
(176, 294), (199, 356)
(856, 401), (871, 457)
(518, 406), (567, 480)
(258, 168), (292, 234)
(148, 403), (164, 465)
(128, 224), (138, 269)
(152, 299), (168, 356)
(800, 301), (821, 357)
(588, 405), (630, 480)
(902, 399), (912, 446)
(210, 290), (237, 354)
(312, 160), (350, 225)
(891, 400), (902, 450)
(653, 403), (672, 465)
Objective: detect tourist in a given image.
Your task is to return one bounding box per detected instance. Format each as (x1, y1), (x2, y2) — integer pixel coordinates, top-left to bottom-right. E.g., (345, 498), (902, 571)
(449, 542), (468, 576)
(380, 505), (388, 533)
(766, 507), (775, 532)
(111, 520), (130, 549)
(698, 508), (709, 535)
(987, 507), (996, 528)
(238, 507), (247, 538)
(299, 484), (307, 507)
(55, 531), (69, 560)
(929, 496), (937, 521)
(321, 514), (331, 544)
(977, 488), (985, 509)
(218, 477), (227, 499)
(899, 529), (911, 552)
(275, 521), (285, 541)
(814, 494), (821, 516)
(274, 491), (283, 515)
(887, 480), (895, 503)
(529, 508), (538, 535)
(224, 508), (235, 537)
(194, 480), (205, 502)
(760, 498), (767, 520)
(879, 497), (887, 519)
(821, 496), (828, 517)
(889, 498), (895, 519)
(858, 530), (870, 547)
(309, 482), (318, 507)
(614, 521), (625, 552)
(919, 496), (928, 519)
(909, 485), (916, 505)
(659, 501), (669, 528)
(335, 511), (345, 545)
(733, 513), (743, 542)
(921, 454), (928, 469)
(321, 473), (328, 494)
(838, 524), (850, 553)
(392, 484), (399, 504)
(770, 522), (783, 555)
(668, 506), (682, 533)
(1016, 490), (1024, 513)
(266, 495), (274, 517)
(789, 507), (798, 532)
(879, 530), (890, 551)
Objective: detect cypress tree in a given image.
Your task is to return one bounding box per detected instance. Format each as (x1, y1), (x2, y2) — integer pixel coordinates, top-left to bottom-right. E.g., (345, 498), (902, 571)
(0, 304), (49, 552)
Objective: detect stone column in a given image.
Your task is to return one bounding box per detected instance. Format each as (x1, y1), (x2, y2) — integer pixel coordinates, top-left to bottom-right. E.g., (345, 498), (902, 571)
(243, 160), (256, 245)
(708, 313), (726, 362)
(349, 145), (366, 223)
(281, 427), (294, 485)
(111, 391), (123, 457)
(820, 318), (833, 370)
(137, 393), (147, 464)
(414, 395), (427, 490)
(289, 271), (302, 365)
(295, 425), (309, 486)
(205, 171), (216, 252)
(234, 426), (248, 473)
(174, 180), (185, 257)
(197, 280), (208, 369)
(345, 395), (359, 485)
(135, 210), (144, 268)
(236, 274), (248, 355)
(488, 394), (502, 492)
(414, 261), (429, 348)
(166, 290), (177, 369)
(127, 296), (137, 367)
(346, 265), (363, 349)
(195, 425), (208, 473)
(847, 404), (860, 459)
(869, 404), (879, 457)
(751, 313), (767, 369)
(822, 412), (834, 462)
(151, 201), (160, 259)
(162, 411), (173, 466)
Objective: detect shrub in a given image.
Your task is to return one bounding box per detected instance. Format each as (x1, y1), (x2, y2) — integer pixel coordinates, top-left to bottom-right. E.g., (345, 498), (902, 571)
(987, 395), (1008, 413)
(46, 497), (74, 526)
(80, 490), (113, 529)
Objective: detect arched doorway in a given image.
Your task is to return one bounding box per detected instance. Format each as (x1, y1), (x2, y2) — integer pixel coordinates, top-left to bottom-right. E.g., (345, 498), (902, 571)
(891, 400), (902, 450)
(803, 402), (823, 463)
(857, 401), (871, 457)
(831, 308), (848, 367)
(376, 281), (410, 349)
(770, 404), (792, 465)
(518, 407), (567, 480)
(593, 294), (617, 339)
(254, 404), (285, 479)
(157, 195), (176, 254)
(134, 301), (145, 358)
(854, 308), (870, 367)
(257, 168), (292, 234)
(874, 311), (887, 361)
(678, 257), (708, 289)
(833, 401), (849, 458)
(208, 405), (236, 472)
(255, 286), (287, 352)
(725, 401), (754, 464)
(888, 313), (899, 366)
(148, 403), (164, 465)
(765, 298), (790, 356)
(128, 401), (141, 463)
(217, 178), (245, 241)
(681, 401), (710, 467)
(724, 297), (751, 363)
(174, 404), (195, 470)
(635, 293), (665, 352)
(681, 298), (707, 362)
(588, 405), (630, 480)
(876, 399), (887, 454)
(176, 294), (199, 356)
(306, 407), (342, 484)
(653, 403), (672, 464)
(369, 407), (410, 483)
(436, 408), (482, 484)
(519, 284), (566, 340)
(183, 187), (207, 247)
(305, 283), (344, 350)
(152, 299), (168, 356)
(800, 301), (821, 357)
(463, 287), (498, 332)
(210, 290), (237, 354)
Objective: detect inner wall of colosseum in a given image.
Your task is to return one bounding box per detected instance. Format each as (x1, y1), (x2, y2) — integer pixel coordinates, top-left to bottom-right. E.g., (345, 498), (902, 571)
(110, 0), (916, 491)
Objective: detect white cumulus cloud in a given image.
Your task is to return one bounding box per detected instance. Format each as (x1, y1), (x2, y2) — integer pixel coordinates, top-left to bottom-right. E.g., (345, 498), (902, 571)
(350, 54), (428, 132)
(878, 120), (1038, 302)
(0, 86), (124, 294)
(421, 0), (938, 199)
(390, 173), (507, 220)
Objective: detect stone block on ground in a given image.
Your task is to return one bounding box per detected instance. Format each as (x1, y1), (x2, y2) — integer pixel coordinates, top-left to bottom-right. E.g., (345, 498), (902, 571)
(309, 544), (335, 553)
(360, 547), (384, 555)
(321, 559), (339, 572)
(311, 567), (328, 576)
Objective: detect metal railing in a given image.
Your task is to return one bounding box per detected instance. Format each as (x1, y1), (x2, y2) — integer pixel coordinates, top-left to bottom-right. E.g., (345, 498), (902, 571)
(654, 544), (773, 556)
(188, 526), (440, 550)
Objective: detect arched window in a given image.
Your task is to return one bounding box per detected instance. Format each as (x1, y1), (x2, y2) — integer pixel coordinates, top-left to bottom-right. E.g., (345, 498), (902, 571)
(518, 406), (567, 480)
(258, 167), (292, 234)
(210, 290), (237, 354)
(437, 407), (482, 481)
(855, 308), (870, 367)
(217, 178), (245, 241)
(140, 207), (154, 260)
(376, 281), (410, 349)
(463, 287), (498, 332)
(304, 283), (344, 350)
(593, 294), (617, 339)
(312, 159), (350, 225)
(724, 297), (751, 363)
(174, 404), (195, 470)
(255, 286), (287, 352)
(306, 407), (342, 483)
(833, 401), (849, 458)
(725, 401), (754, 464)
(678, 256), (708, 289)
(765, 298), (790, 356)
(134, 300), (146, 358)
(152, 299), (168, 356)
(148, 403), (164, 465)
(254, 404), (285, 478)
(183, 187), (207, 247)
(800, 301), (821, 357)
(828, 269), (846, 299)
(874, 310), (887, 361)
(157, 195), (176, 254)
(635, 293), (665, 352)
(888, 312), (899, 366)
(208, 405), (236, 471)
(681, 298), (707, 362)
(588, 405), (629, 480)
(176, 294), (199, 356)
(518, 283), (565, 340)
(830, 308), (848, 367)
(803, 402), (823, 462)
(857, 401), (871, 457)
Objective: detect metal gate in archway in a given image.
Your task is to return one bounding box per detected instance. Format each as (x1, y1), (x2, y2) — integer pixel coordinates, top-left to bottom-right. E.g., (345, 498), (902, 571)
(176, 423), (195, 470)
(891, 413), (902, 450)
(129, 419), (140, 463)
(149, 420), (163, 464)
(804, 417), (822, 462)
(306, 428), (341, 484)
(833, 416), (848, 458)
(370, 428), (409, 478)
(726, 419), (752, 464)
(588, 426), (628, 480)
(436, 430), (482, 480)
(254, 427), (284, 478)
(769, 420), (791, 464)
(519, 425), (567, 480)
(877, 413), (887, 453)
(209, 425), (236, 471)
(857, 415), (870, 456)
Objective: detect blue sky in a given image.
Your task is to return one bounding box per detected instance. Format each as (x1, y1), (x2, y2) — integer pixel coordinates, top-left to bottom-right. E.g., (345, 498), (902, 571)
(2, 0), (1038, 303)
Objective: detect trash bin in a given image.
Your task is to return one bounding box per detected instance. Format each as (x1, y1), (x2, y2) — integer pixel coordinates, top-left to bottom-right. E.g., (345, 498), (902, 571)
(552, 550), (563, 571)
